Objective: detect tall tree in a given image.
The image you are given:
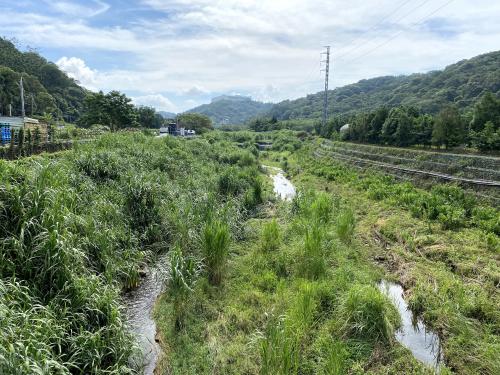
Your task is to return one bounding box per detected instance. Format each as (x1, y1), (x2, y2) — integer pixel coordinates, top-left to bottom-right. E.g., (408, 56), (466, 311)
(78, 91), (137, 131)
(177, 113), (213, 134)
(470, 92), (500, 132)
(432, 106), (466, 149)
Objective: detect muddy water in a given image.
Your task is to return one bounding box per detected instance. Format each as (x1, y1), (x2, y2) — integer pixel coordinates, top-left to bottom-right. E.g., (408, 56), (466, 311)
(379, 280), (442, 371)
(123, 254), (169, 375)
(265, 166), (296, 200)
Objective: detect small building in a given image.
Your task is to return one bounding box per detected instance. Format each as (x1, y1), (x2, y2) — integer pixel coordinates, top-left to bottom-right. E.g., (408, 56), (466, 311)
(0, 116), (47, 145)
(340, 124), (350, 133)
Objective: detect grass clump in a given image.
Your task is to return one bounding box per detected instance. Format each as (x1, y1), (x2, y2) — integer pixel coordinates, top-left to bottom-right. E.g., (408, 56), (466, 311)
(167, 245), (201, 330)
(257, 314), (300, 375)
(336, 207), (356, 243)
(202, 219), (231, 285)
(299, 225), (325, 280)
(261, 219), (280, 252)
(338, 284), (400, 344)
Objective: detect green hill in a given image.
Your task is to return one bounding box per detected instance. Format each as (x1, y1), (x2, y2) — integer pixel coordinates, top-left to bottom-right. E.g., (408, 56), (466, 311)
(187, 95), (273, 125)
(269, 50), (500, 120)
(0, 37), (87, 121)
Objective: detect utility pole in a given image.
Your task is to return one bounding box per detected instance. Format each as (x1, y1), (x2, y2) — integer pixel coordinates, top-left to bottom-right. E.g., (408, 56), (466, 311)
(19, 76), (26, 118)
(320, 46), (331, 128)
(30, 94), (35, 116)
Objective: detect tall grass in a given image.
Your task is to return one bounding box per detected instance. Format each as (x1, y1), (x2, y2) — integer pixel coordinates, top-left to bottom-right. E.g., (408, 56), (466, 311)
(167, 245), (201, 330)
(202, 219), (231, 285)
(258, 314), (299, 375)
(336, 207), (356, 243)
(0, 132), (264, 373)
(261, 219), (280, 252)
(338, 284), (400, 344)
(299, 225), (325, 280)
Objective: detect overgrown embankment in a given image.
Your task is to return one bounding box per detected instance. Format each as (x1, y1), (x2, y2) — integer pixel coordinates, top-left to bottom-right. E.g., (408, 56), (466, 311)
(271, 139), (499, 374)
(0, 132), (263, 374)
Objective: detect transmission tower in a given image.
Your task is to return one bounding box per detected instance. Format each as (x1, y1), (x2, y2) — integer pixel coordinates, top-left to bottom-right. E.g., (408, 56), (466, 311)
(320, 46), (331, 128)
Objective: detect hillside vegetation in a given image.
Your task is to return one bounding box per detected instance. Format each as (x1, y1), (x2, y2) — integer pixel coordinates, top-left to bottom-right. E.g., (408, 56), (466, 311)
(187, 95), (272, 125)
(268, 50), (500, 120)
(0, 37), (87, 121)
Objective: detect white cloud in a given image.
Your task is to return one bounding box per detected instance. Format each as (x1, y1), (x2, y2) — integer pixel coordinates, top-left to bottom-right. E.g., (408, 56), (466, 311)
(132, 94), (178, 112)
(3, 0), (500, 110)
(44, 0), (110, 17)
(56, 56), (98, 90)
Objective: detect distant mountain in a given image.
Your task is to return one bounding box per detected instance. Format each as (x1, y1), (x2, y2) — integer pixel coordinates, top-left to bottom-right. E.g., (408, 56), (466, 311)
(268, 50), (500, 120)
(158, 111), (177, 119)
(0, 37), (87, 121)
(186, 95), (273, 125)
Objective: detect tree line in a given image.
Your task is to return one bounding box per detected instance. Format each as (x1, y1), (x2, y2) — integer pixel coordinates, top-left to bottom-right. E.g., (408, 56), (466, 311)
(77, 90), (213, 133)
(316, 92), (500, 152)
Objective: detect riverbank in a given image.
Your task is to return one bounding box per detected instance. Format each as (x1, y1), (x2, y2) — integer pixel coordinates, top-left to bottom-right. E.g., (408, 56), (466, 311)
(154, 156), (446, 373)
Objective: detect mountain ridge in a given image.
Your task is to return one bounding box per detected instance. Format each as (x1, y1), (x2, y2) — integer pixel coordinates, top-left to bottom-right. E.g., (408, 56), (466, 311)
(267, 50), (500, 120)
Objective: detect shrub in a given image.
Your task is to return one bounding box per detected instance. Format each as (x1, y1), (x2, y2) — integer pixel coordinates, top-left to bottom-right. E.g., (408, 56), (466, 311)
(438, 206), (466, 230)
(262, 219), (281, 252)
(336, 207), (355, 243)
(202, 220), (230, 285)
(338, 284), (399, 344)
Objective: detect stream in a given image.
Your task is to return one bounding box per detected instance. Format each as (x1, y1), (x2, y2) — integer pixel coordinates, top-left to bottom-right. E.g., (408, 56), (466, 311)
(379, 280), (443, 371)
(264, 166), (296, 200)
(123, 254), (169, 375)
(123, 169), (440, 374)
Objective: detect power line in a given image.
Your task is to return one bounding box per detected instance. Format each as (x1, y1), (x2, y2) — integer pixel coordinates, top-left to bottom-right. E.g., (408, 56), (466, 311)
(337, 0), (433, 60)
(336, 0), (413, 57)
(341, 0), (456, 64)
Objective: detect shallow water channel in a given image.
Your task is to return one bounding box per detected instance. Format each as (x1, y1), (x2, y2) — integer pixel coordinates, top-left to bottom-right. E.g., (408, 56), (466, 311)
(265, 166), (296, 200)
(123, 254), (169, 374)
(379, 280), (443, 371)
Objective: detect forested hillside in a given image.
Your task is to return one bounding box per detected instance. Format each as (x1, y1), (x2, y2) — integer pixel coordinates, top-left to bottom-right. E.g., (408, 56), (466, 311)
(269, 50), (500, 120)
(187, 95), (272, 125)
(0, 37), (87, 121)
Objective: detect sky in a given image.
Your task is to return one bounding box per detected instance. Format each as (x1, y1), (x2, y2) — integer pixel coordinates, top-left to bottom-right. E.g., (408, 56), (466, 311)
(1, 0), (499, 113)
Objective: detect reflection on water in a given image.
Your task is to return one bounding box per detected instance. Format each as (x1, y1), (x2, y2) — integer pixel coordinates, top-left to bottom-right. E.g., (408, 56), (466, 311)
(123, 254), (169, 375)
(264, 166), (296, 200)
(379, 280), (442, 371)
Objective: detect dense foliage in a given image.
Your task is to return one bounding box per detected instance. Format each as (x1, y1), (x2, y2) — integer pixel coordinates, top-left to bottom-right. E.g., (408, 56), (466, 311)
(0, 37), (87, 121)
(315, 92), (500, 151)
(187, 95), (273, 125)
(0, 132), (263, 373)
(177, 112), (213, 134)
(268, 50), (500, 120)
